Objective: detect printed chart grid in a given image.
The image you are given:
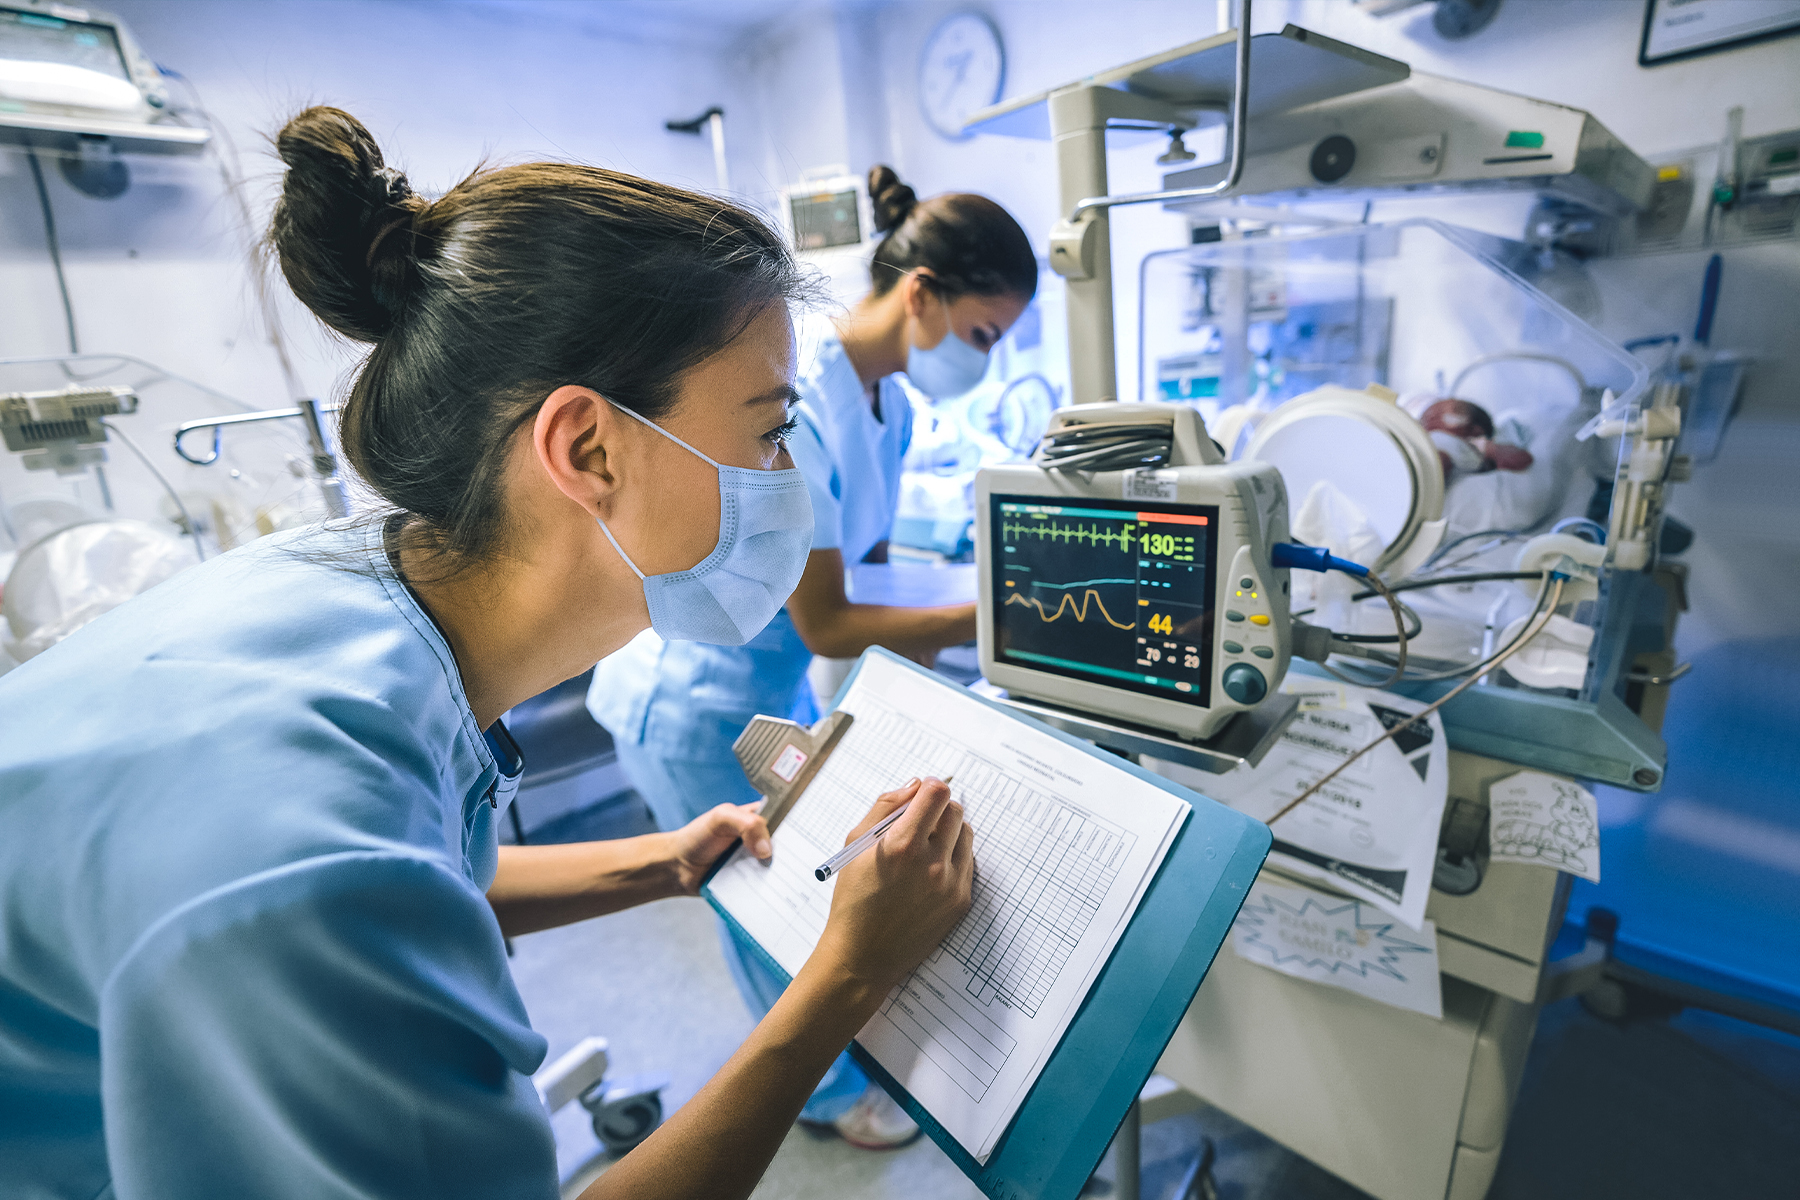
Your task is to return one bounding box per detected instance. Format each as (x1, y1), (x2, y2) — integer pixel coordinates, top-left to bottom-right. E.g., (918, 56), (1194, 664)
(796, 704), (1136, 1019)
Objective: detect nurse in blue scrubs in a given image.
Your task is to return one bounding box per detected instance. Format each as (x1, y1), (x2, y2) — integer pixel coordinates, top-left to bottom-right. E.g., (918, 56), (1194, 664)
(588, 165), (1036, 1147)
(0, 108), (974, 1200)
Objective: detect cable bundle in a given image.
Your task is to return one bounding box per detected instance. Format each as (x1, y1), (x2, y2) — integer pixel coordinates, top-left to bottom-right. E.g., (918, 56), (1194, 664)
(1034, 420), (1174, 472)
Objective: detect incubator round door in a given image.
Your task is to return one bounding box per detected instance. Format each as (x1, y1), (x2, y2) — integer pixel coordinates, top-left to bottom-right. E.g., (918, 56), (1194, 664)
(1242, 384), (1446, 579)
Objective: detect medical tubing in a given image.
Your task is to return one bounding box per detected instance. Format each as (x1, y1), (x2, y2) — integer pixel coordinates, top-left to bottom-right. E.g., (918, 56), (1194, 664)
(1264, 575), (1568, 828)
(1270, 543), (1367, 576)
(1271, 544), (1408, 684)
(1352, 569), (1408, 686)
(1421, 528), (1526, 570)
(1333, 570), (1557, 684)
(26, 148), (79, 356)
(101, 420), (206, 563)
(1344, 570), (1544, 603)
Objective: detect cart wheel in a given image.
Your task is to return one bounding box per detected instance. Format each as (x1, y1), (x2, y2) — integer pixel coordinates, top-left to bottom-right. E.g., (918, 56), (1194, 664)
(592, 1091), (663, 1154)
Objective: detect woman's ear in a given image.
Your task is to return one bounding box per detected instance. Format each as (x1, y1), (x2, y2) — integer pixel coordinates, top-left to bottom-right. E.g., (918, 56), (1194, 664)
(903, 269), (935, 320)
(531, 385), (624, 516)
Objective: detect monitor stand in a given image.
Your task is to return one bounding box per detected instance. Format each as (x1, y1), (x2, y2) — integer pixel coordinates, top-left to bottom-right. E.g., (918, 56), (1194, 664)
(972, 682), (1298, 775)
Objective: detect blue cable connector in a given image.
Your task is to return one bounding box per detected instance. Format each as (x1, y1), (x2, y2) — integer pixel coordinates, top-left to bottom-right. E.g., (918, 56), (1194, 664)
(1271, 542), (1370, 577)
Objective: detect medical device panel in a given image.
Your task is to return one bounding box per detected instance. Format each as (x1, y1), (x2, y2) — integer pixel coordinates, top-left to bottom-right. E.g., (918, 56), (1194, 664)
(977, 403), (1290, 741)
(0, 2), (206, 154)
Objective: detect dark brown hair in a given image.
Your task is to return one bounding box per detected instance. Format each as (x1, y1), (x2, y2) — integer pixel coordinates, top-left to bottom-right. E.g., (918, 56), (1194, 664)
(866, 164), (1037, 302)
(269, 106), (804, 571)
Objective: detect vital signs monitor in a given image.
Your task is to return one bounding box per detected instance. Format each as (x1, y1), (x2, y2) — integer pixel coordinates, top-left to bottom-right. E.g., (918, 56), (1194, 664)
(977, 404), (1293, 741)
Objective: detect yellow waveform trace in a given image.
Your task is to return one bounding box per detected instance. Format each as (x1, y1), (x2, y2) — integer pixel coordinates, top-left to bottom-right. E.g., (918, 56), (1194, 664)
(1005, 589), (1137, 631)
(1001, 520), (1138, 553)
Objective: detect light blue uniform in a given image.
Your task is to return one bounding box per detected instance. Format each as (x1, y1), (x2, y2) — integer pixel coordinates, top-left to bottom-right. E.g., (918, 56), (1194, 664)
(0, 523), (556, 1200)
(588, 313), (912, 1122)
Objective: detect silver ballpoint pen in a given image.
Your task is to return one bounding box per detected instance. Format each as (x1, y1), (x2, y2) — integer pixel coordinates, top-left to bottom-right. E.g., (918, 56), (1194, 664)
(814, 776), (953, 882)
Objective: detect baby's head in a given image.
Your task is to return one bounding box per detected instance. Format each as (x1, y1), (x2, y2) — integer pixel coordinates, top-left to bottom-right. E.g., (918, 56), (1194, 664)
(1418, 398), (1533, 476)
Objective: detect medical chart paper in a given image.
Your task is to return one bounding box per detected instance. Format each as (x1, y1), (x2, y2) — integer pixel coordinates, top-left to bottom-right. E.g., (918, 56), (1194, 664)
(1148, 677), (1447, 930)
(706, 652), (1187, 1163)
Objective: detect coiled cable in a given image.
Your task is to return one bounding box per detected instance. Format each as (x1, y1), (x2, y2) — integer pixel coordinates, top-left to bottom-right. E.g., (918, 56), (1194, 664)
(1034, 420), (1175, 472)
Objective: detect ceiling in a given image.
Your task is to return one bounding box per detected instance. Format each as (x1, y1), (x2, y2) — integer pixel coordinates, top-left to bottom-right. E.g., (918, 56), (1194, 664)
(441, 0), (843, 51)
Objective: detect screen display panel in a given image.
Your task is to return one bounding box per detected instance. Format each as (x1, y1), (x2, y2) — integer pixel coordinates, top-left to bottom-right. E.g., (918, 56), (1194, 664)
(0, 7), (131, 81)
(991, 494), (1218, 707)
(789, 188), (862, 250)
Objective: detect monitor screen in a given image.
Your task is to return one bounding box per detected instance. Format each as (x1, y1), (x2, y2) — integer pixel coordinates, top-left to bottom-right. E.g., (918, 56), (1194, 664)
(789, 188), (862, 250)
(991, 494), (1218, 707)
(0, 7), (131, 82)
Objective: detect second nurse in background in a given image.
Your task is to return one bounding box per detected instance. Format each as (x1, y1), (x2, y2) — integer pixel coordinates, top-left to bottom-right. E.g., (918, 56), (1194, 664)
(589, 165), (1037, 1147)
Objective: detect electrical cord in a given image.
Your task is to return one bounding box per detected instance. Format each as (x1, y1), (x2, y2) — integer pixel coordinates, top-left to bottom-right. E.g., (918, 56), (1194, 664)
(1035, 421), (1175, 472)
(1324, 571), (1558, 684)
(1265, 575), (1568, 827)
(1271, 543), (1410, 686)
(1421, 528), (1523, 569)
(25, 147), (79, 355)
(102, 420), (206, 563)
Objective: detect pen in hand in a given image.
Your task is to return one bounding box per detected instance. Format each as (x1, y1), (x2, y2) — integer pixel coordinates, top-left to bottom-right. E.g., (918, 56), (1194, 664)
(815, 775), (954, 882)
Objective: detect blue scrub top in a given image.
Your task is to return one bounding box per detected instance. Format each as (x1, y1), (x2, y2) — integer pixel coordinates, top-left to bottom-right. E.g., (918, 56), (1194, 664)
(0, 523), (556, 1200)
(588, 313), (912, 748)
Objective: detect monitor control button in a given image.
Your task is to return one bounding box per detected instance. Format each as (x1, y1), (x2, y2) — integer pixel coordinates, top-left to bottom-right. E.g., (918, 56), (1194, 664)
(1251, 645), (1274, 659)
(1223, 640), (1243, 654)
(1226, 610), (1245, 622)
(1249, 613), (1271, 626)
(1239, 577), (1255, 589)
(1223, 663), (1267, 704)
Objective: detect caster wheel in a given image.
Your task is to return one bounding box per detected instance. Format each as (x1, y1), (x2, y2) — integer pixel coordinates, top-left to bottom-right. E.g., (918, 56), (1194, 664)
(585, 1084), (664, 1155)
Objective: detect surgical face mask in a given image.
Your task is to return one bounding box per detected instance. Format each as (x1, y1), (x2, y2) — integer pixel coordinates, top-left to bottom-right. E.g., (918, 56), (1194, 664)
(905, 296), (990, 401)
(597, 401), (813, 646)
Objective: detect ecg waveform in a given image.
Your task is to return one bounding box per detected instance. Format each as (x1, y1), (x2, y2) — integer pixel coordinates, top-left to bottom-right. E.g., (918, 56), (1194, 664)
(1001, 520), (1138, 553)
(1005, 589), (1137, 630)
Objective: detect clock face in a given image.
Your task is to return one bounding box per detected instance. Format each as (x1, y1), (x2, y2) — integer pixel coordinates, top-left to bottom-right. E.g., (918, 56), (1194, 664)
(918, 12), (1005, 142)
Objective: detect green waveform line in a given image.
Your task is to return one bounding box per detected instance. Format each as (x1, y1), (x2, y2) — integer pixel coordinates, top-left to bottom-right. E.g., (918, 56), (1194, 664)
(1031, 577), (1136, 590)
(1005, 589), (1137, 630)
(1002, 520), (1138, 552)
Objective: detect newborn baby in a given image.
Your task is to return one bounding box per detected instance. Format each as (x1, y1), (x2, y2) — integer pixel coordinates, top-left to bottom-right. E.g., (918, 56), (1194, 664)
(1418, 398), (1534, 478)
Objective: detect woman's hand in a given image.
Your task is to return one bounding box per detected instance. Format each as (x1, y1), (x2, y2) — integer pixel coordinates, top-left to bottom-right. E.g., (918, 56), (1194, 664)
(666, 803), (773, 896)
(812, 778), (974, 997)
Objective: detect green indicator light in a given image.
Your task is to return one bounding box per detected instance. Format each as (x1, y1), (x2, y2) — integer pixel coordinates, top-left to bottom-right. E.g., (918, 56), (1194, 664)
(1505, 131), (1545, 150)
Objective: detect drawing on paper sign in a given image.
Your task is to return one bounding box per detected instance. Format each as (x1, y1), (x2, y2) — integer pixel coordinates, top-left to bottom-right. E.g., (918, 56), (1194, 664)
(1488, 771), (1600, 882)
(1229, 879), (1443, 1018)
(1232, 889), (1433, 982)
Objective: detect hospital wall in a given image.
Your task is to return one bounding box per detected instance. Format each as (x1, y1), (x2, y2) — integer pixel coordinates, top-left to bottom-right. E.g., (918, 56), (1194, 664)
(0, 0), (757, 424)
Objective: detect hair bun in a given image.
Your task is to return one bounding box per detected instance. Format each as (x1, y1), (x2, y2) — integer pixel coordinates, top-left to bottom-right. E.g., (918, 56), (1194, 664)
(271, 106), (424, 343)
(867, 164), (917, 234)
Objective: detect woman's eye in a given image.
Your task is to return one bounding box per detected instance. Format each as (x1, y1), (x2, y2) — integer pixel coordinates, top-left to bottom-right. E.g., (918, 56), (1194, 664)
(765, 416), (800, 446)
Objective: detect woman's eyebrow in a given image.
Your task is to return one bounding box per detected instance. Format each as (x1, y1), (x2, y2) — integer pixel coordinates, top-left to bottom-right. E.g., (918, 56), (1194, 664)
(744, 384), (802, 408)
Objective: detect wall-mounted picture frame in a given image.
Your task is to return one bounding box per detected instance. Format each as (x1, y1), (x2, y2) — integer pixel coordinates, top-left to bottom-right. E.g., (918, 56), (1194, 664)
(1640, 0), (1800, 66)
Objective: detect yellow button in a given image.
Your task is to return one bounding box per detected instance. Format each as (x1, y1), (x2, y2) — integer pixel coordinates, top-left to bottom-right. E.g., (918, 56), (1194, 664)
(1249, 613), (1270, 626)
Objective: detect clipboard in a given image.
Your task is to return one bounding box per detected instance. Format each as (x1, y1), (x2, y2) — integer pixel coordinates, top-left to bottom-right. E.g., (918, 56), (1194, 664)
(705, 649), (1272, 1200)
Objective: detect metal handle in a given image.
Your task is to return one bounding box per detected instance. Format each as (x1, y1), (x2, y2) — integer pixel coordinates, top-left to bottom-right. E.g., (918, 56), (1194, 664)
(173, 400), (348, 518)
(1068, 0), (1253, 222)
(173, 406), (310, 464)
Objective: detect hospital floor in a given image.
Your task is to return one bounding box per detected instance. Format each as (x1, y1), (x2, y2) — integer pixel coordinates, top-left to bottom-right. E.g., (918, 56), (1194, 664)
(508, 797), (1800, 1200)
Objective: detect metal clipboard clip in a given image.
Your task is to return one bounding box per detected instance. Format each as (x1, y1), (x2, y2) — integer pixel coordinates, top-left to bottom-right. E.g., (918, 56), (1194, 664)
(732, 711), (854, 833)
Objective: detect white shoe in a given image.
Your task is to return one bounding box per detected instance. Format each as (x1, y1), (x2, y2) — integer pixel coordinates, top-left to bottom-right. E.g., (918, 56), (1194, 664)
(833, 1084), (922, 1150)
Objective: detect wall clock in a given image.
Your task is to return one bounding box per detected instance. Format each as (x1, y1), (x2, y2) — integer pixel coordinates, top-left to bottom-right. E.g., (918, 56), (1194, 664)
(918, 12), (1005, 142)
